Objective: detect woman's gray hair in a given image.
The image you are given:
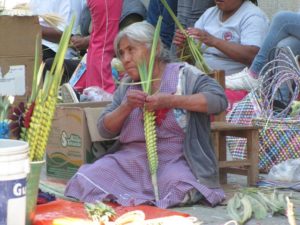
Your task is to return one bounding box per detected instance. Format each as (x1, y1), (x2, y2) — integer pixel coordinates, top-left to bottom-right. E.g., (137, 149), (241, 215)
(114, 21), (172, 63)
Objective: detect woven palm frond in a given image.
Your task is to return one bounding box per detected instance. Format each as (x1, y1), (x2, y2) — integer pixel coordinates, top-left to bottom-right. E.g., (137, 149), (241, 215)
(256, 47), (300, 119)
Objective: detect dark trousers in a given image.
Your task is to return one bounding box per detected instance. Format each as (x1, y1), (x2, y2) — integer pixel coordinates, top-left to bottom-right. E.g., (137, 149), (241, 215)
(44, 58), (80, 84)
(42, 45), (56, 61)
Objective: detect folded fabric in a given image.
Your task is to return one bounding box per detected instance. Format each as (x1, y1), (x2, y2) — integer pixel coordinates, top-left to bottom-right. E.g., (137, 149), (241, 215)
(37, 189), (56, 205)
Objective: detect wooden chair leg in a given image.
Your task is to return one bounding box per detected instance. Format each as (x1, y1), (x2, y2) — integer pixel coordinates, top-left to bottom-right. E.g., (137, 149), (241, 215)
(219, 133), (227, 184)
(247, 129), (259, 186)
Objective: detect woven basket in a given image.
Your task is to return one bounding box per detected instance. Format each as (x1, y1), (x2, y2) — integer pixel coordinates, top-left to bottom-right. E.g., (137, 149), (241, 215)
(227, 100), (300, 172)
(226, 92), (258, 160)
(252, 117), (300, 172)
(227, 47), (300, 172)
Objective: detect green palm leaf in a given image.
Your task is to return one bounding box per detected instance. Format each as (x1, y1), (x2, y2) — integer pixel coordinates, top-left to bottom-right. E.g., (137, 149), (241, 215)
(137, 16), (163, 201)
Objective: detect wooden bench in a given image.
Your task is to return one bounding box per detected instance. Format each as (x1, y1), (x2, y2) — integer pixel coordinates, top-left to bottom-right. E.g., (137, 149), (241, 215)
(209, 70), (260, 186)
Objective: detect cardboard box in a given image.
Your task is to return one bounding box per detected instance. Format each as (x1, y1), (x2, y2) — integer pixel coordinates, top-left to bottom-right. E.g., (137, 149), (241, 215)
(46, 101), (113, 182)
(0, 16), (41, 105)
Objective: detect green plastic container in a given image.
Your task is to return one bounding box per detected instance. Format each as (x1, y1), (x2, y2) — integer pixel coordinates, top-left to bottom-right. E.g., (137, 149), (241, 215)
(26, 161), (44, 225)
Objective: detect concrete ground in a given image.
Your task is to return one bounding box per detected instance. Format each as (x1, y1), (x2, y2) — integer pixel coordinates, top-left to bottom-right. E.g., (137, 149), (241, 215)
(40, 167), (299, 225)
(172, 175), (299, 225)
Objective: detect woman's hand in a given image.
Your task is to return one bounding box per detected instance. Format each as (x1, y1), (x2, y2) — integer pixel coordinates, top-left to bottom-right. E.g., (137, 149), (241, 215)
(173, 29), (187, 47)
(188, 28), (259, 65)
(187, 28), (217, 47)
(124, 89), (148, 110)
(71, 35), (90, 51)
(101, 90), (147, 135)
(145, 93), (172, 111)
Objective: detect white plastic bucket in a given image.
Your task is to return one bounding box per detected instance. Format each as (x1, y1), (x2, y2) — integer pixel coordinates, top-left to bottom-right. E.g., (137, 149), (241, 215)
(0, 139), (30, 225)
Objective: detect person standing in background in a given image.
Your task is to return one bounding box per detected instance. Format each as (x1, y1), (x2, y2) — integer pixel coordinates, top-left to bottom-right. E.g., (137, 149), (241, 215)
(44, 1), (91, 85)
(177, 0), (215, 29)
(170, 0), (215, 56)
(29, 0), (82, 61)
(147, 0), (178, 49)
(75, 0), (122, 94)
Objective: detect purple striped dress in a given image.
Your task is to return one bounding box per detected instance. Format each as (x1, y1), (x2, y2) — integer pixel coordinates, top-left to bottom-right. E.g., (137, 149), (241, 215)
(64, 63), (225, 208)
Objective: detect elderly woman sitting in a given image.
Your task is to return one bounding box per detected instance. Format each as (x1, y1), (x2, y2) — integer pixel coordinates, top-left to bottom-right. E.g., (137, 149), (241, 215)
(65, 21), (228, 208)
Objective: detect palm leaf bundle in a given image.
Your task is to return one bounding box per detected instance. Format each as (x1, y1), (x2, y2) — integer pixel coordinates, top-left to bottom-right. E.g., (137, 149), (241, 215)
(137, 16), (163, 202)
(85, 201), (116, 223)
(160, 0), (211, 73)
(227, 188), (288, 225)
(13, 4), (64, 28)
(24, 17), (75, 161)
(40, 13), (65, 28)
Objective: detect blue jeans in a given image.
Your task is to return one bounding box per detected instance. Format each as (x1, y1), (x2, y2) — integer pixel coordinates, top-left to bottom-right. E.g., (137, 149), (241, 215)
(251, 11), (300, 75)
(147, 0), (178, 49)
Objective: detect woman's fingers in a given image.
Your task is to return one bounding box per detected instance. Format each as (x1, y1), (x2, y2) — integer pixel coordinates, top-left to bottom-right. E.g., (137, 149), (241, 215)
(145, 93), (170, 111)
(173, 29), (186, 46)
(187, 28), (202, 39)
(126, 90), (147, 108)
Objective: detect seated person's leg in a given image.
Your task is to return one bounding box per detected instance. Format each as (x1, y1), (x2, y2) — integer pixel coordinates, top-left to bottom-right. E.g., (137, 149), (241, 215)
(44, 58), (80, 84)
(42, 45), (56, 62)
(119, 13), (144, 30)
(63, 59), (81, 83)
(274, 38), (300, 106)
(277, 36), (300, 57)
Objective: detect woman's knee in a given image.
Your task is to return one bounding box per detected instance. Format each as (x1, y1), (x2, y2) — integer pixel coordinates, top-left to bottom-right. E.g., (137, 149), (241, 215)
(277, 37), (300, 55)
(272, 11), (299, 26)
(273, 11), (291, 22)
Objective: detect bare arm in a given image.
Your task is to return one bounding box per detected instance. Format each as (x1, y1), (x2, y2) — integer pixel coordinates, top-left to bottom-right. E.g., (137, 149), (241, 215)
(210, 38), (259, 66)
(145, 93), (208, 113)
(187, 28), (259, 66)
(41, 26), (63, 43)
(102, 103), (134, 134)
(146, 69), (228, 114)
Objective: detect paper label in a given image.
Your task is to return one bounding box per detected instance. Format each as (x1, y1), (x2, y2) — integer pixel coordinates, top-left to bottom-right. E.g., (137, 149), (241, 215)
(0, 178), (26, 225)
(69, 54), (87, 87)
(0, 65), (26, 96)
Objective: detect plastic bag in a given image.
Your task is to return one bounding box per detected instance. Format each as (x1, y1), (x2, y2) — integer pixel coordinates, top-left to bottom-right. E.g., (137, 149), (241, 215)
(80, 86), (113, 102)
(267, 159), (300, 182)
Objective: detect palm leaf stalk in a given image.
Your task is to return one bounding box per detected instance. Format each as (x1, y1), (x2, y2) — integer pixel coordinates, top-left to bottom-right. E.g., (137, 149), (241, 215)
(160, 0), (211, 73)
(137, 16), (163, 202)
(26, 17), (75, 161)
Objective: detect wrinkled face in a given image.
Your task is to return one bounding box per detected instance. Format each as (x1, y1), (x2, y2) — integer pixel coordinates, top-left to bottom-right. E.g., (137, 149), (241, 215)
(118, 37), (149, 81)
(214, 0), (243, 12)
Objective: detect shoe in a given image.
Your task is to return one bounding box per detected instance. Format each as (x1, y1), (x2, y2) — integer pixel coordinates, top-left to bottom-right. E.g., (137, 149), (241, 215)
(225, 67), (259, 91)
(60, 83), (79, 103)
